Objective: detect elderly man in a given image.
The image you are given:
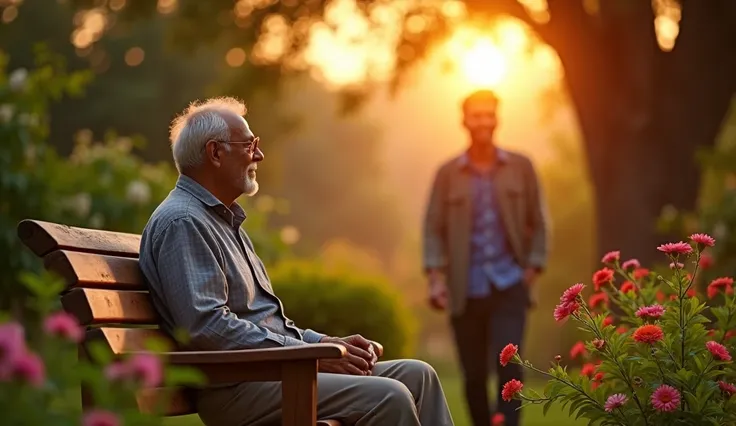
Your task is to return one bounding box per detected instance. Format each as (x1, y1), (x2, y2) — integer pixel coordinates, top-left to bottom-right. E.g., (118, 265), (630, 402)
(139, 97), (454, 426)
(423, 90), (549, 426)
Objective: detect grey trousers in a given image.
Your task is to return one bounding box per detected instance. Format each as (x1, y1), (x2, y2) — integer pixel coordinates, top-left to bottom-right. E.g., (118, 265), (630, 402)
(195, 359), (454, 426)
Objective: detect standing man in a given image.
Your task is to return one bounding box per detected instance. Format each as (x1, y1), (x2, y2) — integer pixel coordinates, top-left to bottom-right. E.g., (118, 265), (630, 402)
(422, 90), (549, 426)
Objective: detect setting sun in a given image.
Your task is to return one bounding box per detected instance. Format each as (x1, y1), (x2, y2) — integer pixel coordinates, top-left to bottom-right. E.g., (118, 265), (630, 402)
(460, 39), (508, 88)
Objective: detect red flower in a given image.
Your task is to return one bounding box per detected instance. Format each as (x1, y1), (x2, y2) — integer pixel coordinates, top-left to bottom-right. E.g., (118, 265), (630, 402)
(602, 315), (614, 327)
(699, 253), (714, 269)
(655, 290), (666, 302)
(657, 241), (693, 255)
(501, 379), (523, 402)
(633, 268), (650, 280)
(581, 363), (596, 377)
(591, 372), (604, 389)
(690, 233), (715, 247)
(601, 251), (620, 264)
(499, 343), (518, 367)
(651, 385), (680, 412)
(588, 292), (608, 309)
(621, 259), (640, 270)
(706, 341), (732, 361)
(620, 281), (636, 294)
(707, 277), (734, 299)
(616, 325), (629, 334)
(560, 283), (585, 306)
(491, 412), (505, 426)
(633, 324), (664, 344)
(718, 381), (736, 397)
(593, 268), (614, 291)
(686, 287), (697, 298)
(570, 341), (587, 359)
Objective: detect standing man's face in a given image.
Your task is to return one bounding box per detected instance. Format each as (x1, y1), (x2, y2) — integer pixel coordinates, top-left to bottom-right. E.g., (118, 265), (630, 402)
(462, 98), (498, 148)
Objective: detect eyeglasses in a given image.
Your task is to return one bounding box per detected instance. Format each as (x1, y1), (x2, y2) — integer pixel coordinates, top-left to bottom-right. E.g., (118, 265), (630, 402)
(213, 137), (260, 155)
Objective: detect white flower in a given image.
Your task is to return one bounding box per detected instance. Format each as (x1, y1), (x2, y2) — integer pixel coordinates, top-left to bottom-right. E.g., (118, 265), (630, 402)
(71, 193), (92, 218)
(8, 68), (28, 92)
(18, 113), (39, 127)
(126, 180), (151, 205)
(280, 225), (300, 245)
(89, 213), (105, 229)
(0, 104), (14, 123)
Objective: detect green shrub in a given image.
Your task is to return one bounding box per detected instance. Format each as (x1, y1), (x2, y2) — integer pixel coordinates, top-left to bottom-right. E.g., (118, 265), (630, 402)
(269, 259), (418, 360)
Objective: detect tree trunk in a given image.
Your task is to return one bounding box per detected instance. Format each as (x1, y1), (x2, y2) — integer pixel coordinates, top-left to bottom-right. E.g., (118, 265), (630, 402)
(482, 0), (736, 265)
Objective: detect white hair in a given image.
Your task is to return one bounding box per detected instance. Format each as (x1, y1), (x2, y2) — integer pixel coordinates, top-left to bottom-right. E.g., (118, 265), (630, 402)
(169, 96), (247, 173)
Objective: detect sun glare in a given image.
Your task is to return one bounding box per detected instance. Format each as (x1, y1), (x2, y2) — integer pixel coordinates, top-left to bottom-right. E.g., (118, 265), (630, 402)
(460, 39), (508, 88)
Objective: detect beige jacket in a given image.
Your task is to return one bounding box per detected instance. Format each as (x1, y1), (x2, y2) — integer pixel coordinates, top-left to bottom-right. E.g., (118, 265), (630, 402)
(422, 149), (549, 316)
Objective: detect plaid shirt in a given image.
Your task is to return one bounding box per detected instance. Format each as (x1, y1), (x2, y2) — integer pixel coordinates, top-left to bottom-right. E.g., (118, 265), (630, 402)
(139, 174), (325, 351)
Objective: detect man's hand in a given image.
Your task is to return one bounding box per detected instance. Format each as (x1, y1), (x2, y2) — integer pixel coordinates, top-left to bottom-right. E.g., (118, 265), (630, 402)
(523, 267), (539, 309)
(319, 335), (377, 375)
(427, 269), (448, 311)
(523, 268), (539, 288)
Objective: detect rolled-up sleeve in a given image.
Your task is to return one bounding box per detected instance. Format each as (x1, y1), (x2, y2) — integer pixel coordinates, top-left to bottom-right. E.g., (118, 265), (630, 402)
(154, 218), (306, 350)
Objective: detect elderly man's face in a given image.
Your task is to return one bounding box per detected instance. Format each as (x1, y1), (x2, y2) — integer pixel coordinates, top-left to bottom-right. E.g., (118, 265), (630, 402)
(219, 113), (264, 196)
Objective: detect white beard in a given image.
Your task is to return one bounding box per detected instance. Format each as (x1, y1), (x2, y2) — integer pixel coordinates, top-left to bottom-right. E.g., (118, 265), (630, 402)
(242, 166), (259, 196)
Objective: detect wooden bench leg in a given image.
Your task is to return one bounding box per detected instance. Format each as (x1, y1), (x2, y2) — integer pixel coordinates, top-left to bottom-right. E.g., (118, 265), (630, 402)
(282, 359), (318, 426)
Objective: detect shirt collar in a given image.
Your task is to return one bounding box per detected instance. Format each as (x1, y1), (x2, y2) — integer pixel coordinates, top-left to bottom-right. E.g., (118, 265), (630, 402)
(457, 147), (509, 170)
(175, 174), (247, 227)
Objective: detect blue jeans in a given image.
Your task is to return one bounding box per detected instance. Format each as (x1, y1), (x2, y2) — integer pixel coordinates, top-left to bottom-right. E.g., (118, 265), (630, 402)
(450, 282), (528, 426)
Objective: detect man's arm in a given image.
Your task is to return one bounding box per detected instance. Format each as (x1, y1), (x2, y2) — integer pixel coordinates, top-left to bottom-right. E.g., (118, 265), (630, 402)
(423, 167), (448, 274)
(155, 218), (308, 350)
(525, 159), (549, 271)
(236, 228), (327, 344)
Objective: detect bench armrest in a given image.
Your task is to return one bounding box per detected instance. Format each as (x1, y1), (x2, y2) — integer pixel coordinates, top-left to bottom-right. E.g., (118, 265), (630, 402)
(161, 343), (346, 365)
(133, 343), (346, 385)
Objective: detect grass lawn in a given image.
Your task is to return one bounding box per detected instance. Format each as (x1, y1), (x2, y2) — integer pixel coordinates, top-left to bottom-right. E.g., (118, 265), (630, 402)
(162, 370), (583, 426)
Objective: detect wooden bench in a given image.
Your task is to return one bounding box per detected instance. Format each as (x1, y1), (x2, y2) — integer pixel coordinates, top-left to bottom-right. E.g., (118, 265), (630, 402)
(16, 218), (369, 426)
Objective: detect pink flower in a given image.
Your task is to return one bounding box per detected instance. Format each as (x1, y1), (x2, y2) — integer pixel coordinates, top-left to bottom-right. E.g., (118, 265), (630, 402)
(635, 304), (666, 320)
(657, 241), (693, 255)
(690, 233), (715, 247)
(82, 410), (120, 426)
(0, 322), (26, 380)
(718, 381), (736, 397)
(43, 311), (83, 343)
(554, 301), (579, 322)
(651, 384), (680, 412)
(128, 353), (163, 388)
(11, 351), (45, 387)
(706, 341), (731, 361)
(604, 393), (628, 412)
(105, 353), (162, 388)
(621, 259), (640, 270)
(669, 262), (684, 269)
(601, 251), (620, 264)
(560, 283), (585, 305)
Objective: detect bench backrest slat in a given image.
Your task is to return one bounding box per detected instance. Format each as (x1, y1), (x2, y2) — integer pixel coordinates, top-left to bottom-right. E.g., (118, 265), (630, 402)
(18, 219), (141, 258)
(61, 288), (159, 326)
(45, 250), (146, 291)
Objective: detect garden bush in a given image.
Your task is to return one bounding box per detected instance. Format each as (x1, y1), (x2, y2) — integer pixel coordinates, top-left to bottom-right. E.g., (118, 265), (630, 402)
(269, 259), (418, 360)
(499, 233), (735, 425)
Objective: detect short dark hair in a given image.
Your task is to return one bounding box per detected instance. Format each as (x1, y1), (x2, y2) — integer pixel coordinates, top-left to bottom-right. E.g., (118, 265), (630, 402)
(461, 89), (499, 112)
